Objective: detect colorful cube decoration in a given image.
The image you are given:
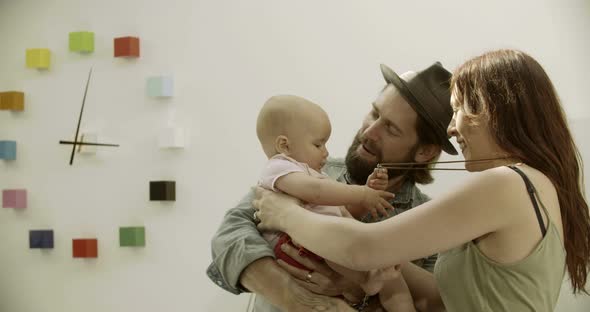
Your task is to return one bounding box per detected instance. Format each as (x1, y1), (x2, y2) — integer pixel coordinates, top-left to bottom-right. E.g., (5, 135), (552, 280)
(150, 181), (175, 201)
(0, 91), (25, 111)
(114, 36), (140, 57)
(72, 238), (98, 258)
(0, 141), (17, 160)
(77, 132), (98, 154)
(69, 31), (95, 53)
(29, 230), (54, 249)
(119, 226), (145, 247)
(2, 189), (27, 208)
(26, 48), (51, 69)
(158, 127), (185, 148)
(147, 76), (174, 97)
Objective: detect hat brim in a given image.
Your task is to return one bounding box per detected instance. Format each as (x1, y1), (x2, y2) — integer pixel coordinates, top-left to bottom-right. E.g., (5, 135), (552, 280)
(380, 64), (458, 155)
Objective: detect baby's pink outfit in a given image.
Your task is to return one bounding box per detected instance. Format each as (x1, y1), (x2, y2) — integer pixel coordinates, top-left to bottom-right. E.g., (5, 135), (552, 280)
(259, 154), (343, 223)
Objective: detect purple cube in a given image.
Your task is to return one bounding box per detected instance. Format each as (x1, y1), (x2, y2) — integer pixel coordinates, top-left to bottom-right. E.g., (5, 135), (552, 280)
(30, 230), (54, 249)
(2, 189), (27, 208)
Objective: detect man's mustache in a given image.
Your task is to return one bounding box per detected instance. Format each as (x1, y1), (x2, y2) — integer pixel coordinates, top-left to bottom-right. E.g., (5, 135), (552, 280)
(358, 136), (382, 162)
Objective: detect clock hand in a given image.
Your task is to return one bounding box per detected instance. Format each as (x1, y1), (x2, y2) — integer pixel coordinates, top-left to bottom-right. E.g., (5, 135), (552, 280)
(69, 68), (93, 165)
(59, 141), (119, 147)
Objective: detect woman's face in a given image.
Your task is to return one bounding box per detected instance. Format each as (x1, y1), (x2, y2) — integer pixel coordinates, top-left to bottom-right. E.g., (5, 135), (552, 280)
(447, 91), (502, 171)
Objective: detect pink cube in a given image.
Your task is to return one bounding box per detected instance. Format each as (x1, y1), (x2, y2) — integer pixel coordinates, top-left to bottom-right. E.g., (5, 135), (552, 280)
(2, 189), (27, 208)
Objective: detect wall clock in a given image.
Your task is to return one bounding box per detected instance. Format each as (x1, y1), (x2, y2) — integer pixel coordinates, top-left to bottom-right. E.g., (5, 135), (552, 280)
(14, 32), (182, 259)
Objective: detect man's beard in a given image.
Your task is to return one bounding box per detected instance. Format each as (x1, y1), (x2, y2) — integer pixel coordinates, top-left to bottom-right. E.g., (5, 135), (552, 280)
(344, 134), (417, 185)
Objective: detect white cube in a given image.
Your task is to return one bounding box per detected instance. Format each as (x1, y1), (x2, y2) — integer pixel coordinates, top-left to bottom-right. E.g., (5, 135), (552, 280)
(158, 127), (185, 148)
(78, 132), (98, 154)
(147, 76), (174, 97)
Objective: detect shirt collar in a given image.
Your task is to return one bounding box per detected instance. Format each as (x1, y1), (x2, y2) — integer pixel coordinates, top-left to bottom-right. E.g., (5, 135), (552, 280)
(390, 179), (415, 205)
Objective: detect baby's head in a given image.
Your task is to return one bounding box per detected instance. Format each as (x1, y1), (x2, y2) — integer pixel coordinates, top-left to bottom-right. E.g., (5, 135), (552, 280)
(256, 95), (331, 171)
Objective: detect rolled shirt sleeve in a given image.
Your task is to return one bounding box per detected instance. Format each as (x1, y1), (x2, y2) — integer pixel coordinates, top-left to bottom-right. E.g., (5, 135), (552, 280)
(208, 190), (276, 294)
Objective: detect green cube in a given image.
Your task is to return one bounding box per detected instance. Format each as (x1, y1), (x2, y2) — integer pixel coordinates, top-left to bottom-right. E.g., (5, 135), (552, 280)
(119, 226), (145, 247)
(69, 31), (95, 52)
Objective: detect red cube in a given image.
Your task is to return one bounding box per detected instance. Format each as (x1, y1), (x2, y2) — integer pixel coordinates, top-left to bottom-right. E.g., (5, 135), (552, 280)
(72, 238), (98, 258)
(114, 36), (140, 57)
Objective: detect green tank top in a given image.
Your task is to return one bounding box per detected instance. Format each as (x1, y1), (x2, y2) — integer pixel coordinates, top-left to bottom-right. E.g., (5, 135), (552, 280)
(434, 167), (566, 311)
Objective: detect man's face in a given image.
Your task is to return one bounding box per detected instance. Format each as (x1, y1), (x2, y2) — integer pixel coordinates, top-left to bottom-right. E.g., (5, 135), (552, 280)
(345, 85), (420, 184)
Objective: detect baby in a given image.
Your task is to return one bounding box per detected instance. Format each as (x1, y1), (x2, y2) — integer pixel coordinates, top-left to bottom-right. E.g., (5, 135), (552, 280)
(256, 95), (416, 311)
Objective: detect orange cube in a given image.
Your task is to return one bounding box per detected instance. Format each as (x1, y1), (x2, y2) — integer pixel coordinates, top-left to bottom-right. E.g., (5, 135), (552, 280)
(114, 36), (140, 57)
(0, 91), (24, 111)
(72, 238), (98, 258)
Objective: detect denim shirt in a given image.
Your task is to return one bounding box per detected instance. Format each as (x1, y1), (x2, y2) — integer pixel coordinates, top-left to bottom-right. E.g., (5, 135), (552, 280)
(207, 158), (433, 309)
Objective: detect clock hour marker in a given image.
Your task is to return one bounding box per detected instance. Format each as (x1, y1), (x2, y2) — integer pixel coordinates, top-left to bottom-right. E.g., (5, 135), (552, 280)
(0, 91), (25, 111)
(69, 31), (94, 53)
(26, 48), (50, 69)
(119, 226), (146, 247)
(0, 140), (17, 160)
(114, 36), (140, 58)
(29, 230), (54, 249)
(72, 238), (98, 258)
(2, 189), (27, 208)
(149, 181), (176, 201)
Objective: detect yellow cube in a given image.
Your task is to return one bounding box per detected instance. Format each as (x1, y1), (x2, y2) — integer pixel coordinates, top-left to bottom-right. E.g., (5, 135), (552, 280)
(0, 91), (24, 111)
(26, 49), (51, 69)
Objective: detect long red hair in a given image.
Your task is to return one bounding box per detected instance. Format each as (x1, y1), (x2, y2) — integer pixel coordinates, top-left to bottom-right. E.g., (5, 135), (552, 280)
(451, 49), (590, 293)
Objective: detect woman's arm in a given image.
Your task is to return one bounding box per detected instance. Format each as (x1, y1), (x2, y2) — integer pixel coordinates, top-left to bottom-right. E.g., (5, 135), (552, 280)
(257, 167), (520, 271)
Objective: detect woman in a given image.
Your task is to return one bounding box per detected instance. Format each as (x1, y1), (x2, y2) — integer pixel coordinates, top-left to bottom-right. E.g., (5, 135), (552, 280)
(253, 49), (590, 311)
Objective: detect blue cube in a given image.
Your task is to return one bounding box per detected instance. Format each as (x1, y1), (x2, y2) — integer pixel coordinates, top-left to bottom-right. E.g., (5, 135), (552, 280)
(29, 230), (54, 249)
(147, 76), (173, 97)
(0, 141), (16, 160)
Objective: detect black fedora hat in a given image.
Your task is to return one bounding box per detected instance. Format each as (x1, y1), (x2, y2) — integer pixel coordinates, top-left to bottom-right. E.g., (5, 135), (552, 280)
(380, 62), (458, 155)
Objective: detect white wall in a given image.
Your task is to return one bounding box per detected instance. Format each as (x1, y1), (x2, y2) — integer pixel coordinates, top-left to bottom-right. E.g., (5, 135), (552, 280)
(0, 0), (589, 311)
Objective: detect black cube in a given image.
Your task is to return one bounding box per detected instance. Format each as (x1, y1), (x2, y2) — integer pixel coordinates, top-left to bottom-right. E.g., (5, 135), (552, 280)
(150, 181), (175, 201)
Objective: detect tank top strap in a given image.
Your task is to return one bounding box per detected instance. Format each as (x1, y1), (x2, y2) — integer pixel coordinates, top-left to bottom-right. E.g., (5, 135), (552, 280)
(507, 165), (548, 237)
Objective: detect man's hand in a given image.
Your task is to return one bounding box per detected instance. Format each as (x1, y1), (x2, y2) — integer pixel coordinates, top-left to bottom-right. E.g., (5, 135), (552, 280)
(276, 245), (388, 311)
(276, 243), (365, 298)
(284, 280), (356, 312)
(240, 257), (354, 311)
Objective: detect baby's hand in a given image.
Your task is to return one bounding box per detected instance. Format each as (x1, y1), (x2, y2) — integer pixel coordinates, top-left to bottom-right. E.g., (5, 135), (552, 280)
(360, 264), (402, 296)
(367, 167), (388, 191)
(367, 264), (402, 283)
(360, 186), (394, 219)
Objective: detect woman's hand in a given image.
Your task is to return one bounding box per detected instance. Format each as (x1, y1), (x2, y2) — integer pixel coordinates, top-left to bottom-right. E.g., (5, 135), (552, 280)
(252, 186), (301, 232)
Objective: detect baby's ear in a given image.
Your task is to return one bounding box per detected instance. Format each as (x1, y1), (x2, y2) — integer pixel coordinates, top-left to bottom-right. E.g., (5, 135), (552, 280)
(275, 135), (290, 154)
